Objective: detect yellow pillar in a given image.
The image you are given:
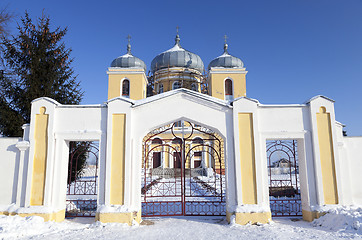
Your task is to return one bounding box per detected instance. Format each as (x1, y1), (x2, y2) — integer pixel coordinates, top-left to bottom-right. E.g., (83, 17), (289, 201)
(164, 146), (169, 168)
(316, 106), (338, 204)
(110, 114), (126, 205)
(30, 107), (49, 206)
(238, 113), (257, 204)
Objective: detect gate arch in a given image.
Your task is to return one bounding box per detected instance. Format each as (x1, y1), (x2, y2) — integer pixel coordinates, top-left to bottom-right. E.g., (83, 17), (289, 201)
(141, 120), (226, 217)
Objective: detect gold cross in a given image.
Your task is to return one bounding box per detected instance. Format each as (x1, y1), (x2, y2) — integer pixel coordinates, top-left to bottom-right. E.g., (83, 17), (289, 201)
(224, 35), (228, 44)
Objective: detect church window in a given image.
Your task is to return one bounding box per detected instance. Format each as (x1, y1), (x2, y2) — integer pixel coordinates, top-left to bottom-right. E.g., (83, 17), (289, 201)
(191, 83), (197, 91)
(172, 137), (182, 144)
(192, 137), (204, 144)
(225, 79), (233, 100)
(172, 81), (181, 90)
(152, 138), (163, 144)
(158, 84), (164, 94)
(122, 79), (130, 98)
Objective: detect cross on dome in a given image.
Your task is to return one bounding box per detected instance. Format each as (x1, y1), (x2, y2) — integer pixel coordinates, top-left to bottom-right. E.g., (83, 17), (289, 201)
(223, 34), (229, 54)
(175, 26), (181, 46)
(126, 34), (131, 54)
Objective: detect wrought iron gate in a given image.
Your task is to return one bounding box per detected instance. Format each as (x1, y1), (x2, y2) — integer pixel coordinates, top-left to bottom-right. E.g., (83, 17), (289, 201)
(267, 140), (302, 217)
(66, 141), (99, 217)
(142, 121), (226, 217)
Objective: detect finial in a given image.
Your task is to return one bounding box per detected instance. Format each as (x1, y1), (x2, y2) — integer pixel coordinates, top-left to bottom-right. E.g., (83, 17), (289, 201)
(175, 26), (181, 46)
(126, 34), (131, 54)
(223, 34), (228, 54)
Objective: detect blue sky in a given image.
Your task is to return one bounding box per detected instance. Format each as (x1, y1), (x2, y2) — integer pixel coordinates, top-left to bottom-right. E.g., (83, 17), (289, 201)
(2, 0), (362, 135)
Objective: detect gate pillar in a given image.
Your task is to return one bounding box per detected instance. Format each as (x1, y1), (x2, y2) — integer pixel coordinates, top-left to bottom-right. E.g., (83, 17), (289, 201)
(304, 96), (341, 221)
(229, 98), (271, 225)
(96, 98), (141, 225)
(10, 98), (66, 222)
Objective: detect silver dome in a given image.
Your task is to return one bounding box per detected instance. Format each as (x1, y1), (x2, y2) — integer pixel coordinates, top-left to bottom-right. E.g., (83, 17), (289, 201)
(208, 44), (244, 69)
(111, 43), (146, 72)
(151, 35), (204, 73)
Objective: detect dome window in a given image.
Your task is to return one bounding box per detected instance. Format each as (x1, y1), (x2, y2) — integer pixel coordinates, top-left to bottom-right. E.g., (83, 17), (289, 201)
(122, 79), (130, 98)
(191, 83), (197, 92)
(225, 79), (233, 101)
(158, 84), (164, 94)
(172, 81), (181, 90)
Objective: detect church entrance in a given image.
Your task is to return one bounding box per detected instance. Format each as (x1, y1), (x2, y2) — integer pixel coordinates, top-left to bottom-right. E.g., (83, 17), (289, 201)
(141, 121), (226, 217)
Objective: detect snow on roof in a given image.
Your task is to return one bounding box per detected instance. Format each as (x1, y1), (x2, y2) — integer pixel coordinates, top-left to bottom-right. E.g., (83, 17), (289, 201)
(163, 44), (185, 53)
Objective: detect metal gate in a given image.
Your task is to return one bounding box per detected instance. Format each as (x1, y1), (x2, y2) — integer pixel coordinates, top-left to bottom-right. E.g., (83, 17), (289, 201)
(66, 141), (99, 217)
(142, 121), (226, 217)
(267, 140), (302, 217)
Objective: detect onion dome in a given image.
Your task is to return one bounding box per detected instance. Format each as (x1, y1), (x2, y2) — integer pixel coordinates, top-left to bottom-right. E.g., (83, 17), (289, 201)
(110, 41), (146, 72)
(208, 43), (244, 69)
(151, 34), (204, 73)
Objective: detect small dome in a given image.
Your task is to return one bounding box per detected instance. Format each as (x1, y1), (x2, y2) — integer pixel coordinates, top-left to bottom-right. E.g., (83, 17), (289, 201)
(151, 34), (204, 73)
(111, 43), (146, 72)
(208, 43), (244, 70)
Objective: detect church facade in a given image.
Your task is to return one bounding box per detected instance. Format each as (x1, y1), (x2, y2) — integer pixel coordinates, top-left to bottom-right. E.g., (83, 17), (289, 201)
(0, 34), (362, 225)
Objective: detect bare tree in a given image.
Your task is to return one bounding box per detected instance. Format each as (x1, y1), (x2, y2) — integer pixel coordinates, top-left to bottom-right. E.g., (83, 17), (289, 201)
(0, 7), (13, 36)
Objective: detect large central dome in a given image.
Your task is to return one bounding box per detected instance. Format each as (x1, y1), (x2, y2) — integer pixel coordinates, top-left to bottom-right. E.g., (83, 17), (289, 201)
(151, 35), (204, 73)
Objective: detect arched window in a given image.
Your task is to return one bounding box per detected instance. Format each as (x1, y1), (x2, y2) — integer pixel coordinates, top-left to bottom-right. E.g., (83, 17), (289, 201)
(225, 79), (233, 101)
(122, 79), (130, 98)
(192, 137), (204, 144)
(172, 138), (182, 144)
(172, 81), (181, 90)
(152, 138), (163, 144)
(191, 83), (197, 91)
(158, 84), (164, 94)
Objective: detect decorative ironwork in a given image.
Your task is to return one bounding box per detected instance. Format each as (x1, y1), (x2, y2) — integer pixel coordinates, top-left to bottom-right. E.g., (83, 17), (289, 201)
(142, 121), (225, 217)
(267, 140), (302, 217)
(66, 142), (99, 218)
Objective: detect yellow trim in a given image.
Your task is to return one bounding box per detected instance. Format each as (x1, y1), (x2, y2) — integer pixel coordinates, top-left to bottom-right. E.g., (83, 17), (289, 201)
(302, 209), (326, 222)
(316, 107), (338, 204)
(238, 113), (257, 204)
(1, 209), (65, 222)
(229, 212), (271, 225)
(95, 211), (141, 225)
(30, 107), (49, 206)
(110, 114), (126, 205)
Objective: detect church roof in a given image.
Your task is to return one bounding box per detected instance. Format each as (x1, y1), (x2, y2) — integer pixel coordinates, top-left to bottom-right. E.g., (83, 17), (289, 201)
(110, 42), (146, 72)
(151, 34), (204, 73)
(208, 43), (244, 69)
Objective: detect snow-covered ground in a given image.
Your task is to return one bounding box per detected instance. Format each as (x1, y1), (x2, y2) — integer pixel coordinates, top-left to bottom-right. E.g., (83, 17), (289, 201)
(1, 207), (361, 240)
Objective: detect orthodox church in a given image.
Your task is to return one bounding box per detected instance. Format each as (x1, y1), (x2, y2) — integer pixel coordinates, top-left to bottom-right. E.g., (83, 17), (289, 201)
(0, 33), (361, 226)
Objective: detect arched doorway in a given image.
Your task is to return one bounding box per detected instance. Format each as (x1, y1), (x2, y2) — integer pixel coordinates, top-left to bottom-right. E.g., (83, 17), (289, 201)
(141, 121), (226, 217)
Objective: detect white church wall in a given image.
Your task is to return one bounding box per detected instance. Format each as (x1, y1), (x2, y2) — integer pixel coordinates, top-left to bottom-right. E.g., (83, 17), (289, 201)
(55, 106), (106, 133)
(0, 138), (21, 207)
(258, 105), (307, 133)
(334, 122), (353, 205)
(343, 136), (362, 205)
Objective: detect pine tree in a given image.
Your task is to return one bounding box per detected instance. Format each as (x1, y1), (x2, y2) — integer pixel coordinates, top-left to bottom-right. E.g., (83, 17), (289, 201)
(0, 12), (83, 137)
